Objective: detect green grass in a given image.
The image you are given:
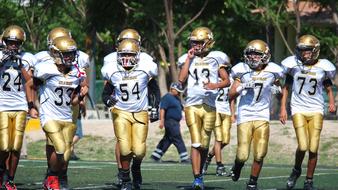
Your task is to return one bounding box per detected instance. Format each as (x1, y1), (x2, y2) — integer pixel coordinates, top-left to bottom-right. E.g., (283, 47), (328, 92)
(13, 160), (338, 189)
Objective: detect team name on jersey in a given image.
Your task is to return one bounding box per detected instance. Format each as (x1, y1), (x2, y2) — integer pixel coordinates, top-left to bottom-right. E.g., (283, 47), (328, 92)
(58, 80), (74, 86)
(252, 77), (268, 81)
(122, 75), (138, 81)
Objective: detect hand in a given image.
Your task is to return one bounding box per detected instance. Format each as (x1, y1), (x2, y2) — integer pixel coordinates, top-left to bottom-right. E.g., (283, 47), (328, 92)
(328, 103), (336, 113)
(279, 108), (288, 125)
(150, 108), (159, 123)
(231, 114), (236, 123)
(79, 102), (87, 117)
(80, 86), (89, 97)
(271, 85), (282, 95)
(203, 81), (217, 90)
(29, 108), (39, 118)
(187, 48), (195, 59)
(159, 121), (164, 129)
(105, 96), (117, 107)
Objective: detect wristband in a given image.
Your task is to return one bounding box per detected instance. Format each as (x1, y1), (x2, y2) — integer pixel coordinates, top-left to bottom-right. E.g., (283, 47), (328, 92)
(28, 101), (36, 110)
(236, 85), (244, 93)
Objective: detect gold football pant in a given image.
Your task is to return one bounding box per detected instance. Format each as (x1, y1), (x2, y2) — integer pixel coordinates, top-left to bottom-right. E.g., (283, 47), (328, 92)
(236, 120), (269, 163)
(184, 104), (216, 148)
(214, 113), (231, 144)
(112, 108), (148, 159)
(292, 113), (323, 153)
(0, 111), (27, 152)
(44, 120), (76, 162)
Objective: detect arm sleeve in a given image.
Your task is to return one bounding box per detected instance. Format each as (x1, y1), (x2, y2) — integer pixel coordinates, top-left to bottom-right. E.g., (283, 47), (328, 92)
(148, 78), (161, 109)
(101, 82), (115, 106)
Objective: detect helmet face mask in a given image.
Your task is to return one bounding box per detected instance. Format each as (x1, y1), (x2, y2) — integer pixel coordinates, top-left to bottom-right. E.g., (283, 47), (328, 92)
(244, 40), (271, 70)
(296, 35), (320, 65)
(189, 27), (214, 55)
(117, 39), (140, 70)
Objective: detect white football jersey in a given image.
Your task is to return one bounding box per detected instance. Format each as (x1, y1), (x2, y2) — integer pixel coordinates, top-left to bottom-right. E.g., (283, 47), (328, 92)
(34, 60), (86, 126)
(178, 51), (230, 107)
(231, 62), (284, 124)
(215, 78), (233, 115)
(281, 56), (336, 115)
(0, 51), (35, 111)
(101, 53), (158, 112)
(102, 52), (154, 80)
(34, 50), (90, 69)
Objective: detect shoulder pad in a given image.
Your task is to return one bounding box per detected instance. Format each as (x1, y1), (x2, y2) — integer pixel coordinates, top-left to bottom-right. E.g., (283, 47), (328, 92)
(35, 51), (52, 63)
(317, 59), (335, 72)
(231, 62), (250, 80)
(103, 52), (117, 67)
(78, 50), (90, 69)
(138, 57), (158, 77)
(34, 61), (59, 80)
(207, 51), (230, 65)
(177, 53), (188, 67)
(20, 52), (37, 68)
(281, 56), (297, 69)
(264, 62), (284, 79)
(140, 52), (154, 62)
(317, 59), (336, 79)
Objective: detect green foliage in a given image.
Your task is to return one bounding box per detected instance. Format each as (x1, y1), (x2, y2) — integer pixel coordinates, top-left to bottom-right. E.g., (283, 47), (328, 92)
(0, 0), (336, 79)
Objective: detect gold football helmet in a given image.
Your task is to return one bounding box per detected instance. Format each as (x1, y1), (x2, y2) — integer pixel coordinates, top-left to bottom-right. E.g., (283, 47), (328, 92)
(189, 27), (214, 54)
(50, 36), (77, 66)
(296, 34), (320, 65)
(117, 39), (140, 70)
(47, 27), (72, 47)
(117, 28), (141, 45)
(244, 40), (271, 69)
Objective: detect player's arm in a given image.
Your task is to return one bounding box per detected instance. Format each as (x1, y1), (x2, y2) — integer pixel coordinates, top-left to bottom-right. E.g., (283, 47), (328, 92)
(228, 79), (241, 101)
(323, 79), (336, 113)
(148, 78), (160, 109)
(101, 81), (117, 108)
(72, 80), (89, 105)
(230, 98), (236, 123)
(279, 74), (292, 124)
(25, 77), (42, 118)
(178, 48), (194, 83)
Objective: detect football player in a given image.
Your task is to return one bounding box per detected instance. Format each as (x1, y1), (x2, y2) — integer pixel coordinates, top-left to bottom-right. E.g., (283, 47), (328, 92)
(0, 25), (36, 190)
(101, 39), (158, 190)
(102, 28), (160, 188)
(34, 27), (90, 190)
(177, 26), (230, 190)
(202, 75), (235, 177)
(279, 35), (336, 190)
(26, 36), (88, 190)
(229, 40), (283, 190)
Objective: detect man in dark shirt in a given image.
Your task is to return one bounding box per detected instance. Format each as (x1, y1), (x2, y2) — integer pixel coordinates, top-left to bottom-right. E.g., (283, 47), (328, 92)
(150, 82), (189, 163)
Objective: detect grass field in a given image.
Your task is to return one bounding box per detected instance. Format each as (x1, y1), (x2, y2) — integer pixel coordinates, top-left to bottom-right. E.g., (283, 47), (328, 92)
(11, 159), (338, 190)
(19, 120), (338, 189)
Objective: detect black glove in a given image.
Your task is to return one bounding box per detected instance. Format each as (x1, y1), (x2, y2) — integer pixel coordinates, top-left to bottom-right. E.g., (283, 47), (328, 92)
(149, 108), (159, 122)
(105, 96), (117, 107)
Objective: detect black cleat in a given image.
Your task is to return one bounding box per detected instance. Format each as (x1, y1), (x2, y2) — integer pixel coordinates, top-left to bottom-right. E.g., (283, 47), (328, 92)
(246, 183), (258, 190)
(304, 179), (317, 190)
(132, 169), (142, 190)
(216, 165), (231, 177)
(120, 181), (132, 190)
(231, 165), (242, 181)
(286, 168), (301, 190)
